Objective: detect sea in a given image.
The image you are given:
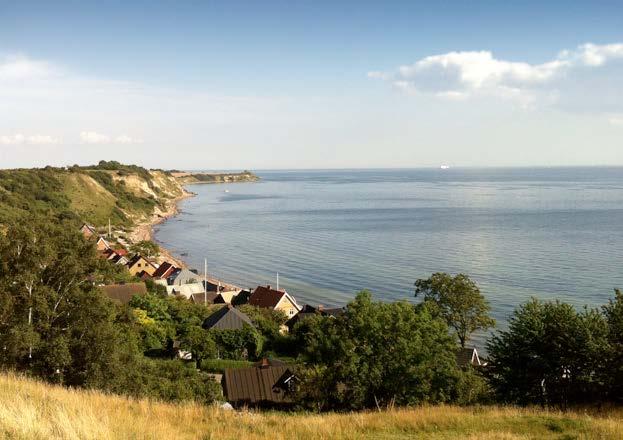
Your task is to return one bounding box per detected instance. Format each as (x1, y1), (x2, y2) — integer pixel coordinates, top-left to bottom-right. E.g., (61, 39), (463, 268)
(154, 167), (623, 344)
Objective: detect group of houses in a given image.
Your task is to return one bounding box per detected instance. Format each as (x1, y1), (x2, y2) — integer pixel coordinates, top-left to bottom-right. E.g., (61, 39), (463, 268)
(82, 222), (483, 409)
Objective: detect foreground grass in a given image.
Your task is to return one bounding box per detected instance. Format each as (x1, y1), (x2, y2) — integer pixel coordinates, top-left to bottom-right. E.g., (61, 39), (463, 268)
(1, 373), (622, 439)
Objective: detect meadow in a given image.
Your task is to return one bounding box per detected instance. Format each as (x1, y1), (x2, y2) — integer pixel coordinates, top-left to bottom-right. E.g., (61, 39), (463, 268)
(1, 373), (622, 440)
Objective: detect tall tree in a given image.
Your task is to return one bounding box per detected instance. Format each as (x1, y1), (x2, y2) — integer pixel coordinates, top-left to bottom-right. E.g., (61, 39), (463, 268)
(415, 273), (495, 347)
(296, 291), (464, 410)
(486, 298), (609, 406)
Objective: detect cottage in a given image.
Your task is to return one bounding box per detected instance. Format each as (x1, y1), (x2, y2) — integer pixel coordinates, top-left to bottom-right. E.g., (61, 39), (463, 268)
(249, 285), (301, 317)
(169, 282), (205, 298)
(222, 358), (295, 408)
(80, 223), (97, 239)
(100, 282), (147, 304)
(152, 261), (178, 281)
(95, 236), (111, 252)
(168, 268), (200, 286)
(126, 254), (157, 276)
(203, 305), (255, 331)
(455, 347), (482, 367)
(190, 291), (220, 305)
(285, 304), (345, 331)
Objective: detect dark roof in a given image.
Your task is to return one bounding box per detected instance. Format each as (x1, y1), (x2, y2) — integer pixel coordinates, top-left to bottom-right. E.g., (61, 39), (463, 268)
(249, 285), (287, 309)
(222, 359), (293, 407)
(190, 292), (219, 305)
(455, 347), (481, 367)
(152, 261), (178, 279)
(286, 305), (345, 329)
(203, 305), (255, 330)
(100, 283), (147, 304)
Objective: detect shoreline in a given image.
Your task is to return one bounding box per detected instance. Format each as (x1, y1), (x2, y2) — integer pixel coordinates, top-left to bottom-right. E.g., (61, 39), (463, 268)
(129, 184), (241, 291)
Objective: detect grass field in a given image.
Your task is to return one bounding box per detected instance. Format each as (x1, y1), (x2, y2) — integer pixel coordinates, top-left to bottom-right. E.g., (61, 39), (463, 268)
(1, 373), (622, 439)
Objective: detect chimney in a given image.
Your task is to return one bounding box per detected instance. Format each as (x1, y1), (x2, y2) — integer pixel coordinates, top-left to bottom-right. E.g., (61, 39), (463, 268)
(259, 358), (270, 369)
(266, 285), (271, 290)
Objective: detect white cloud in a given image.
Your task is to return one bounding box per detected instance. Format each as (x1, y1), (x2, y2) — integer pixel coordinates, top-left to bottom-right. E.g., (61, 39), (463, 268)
(80, 131), (110, 144)
(608, 115), (623, 126)
(0, 55), (56, 80)
(114, 135), (143, 144)
(0, 133), (60, 145)
(80, 131), (144, 144)
(370, 42), (623, 108)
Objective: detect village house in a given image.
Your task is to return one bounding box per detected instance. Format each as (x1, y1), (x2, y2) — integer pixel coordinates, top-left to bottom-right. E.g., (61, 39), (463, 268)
(168, 268), (201, 286)
(203, 305), (255, 331)
(455, 347), (483, 367)
(190, 291), (220, 305)
(222, 358), (296, 409)
(80, 223), (97, 239)
(99, 282), (147, 304)
(248, 285), (301, 317)
(169, 282), (205, 298)
(126, 254), (157, 277)
(285, 304), (345, 331)
(95, 236), (111, 252)
(151, 261), (178, 283)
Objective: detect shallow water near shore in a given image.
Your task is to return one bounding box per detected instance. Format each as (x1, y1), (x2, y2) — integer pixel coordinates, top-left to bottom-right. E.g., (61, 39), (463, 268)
(154, 167), (623, 343)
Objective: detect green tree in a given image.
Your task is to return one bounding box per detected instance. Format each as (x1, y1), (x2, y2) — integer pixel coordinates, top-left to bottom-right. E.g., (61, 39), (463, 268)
(415, 273), (495, 347)
(182, 326), (217, 368)
(603, 289), (623, 402)
(0, 217), (143, 387)
(130, 240), (160, 258)
(486, 298), (609, 407)
(297, 291), (462, 410)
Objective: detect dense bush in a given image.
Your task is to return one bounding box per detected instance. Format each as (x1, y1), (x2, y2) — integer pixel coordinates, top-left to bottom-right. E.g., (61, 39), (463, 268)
(294, 291), (467, 410)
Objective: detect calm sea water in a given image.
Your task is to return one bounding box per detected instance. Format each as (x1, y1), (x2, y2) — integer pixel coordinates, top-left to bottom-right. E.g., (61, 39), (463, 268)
(154, 168), (623, 340)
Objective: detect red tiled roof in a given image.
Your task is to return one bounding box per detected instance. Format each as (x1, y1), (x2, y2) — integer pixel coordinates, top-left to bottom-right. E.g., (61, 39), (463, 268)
(248, 285), (287, 309)
(152, 261), (177, 279)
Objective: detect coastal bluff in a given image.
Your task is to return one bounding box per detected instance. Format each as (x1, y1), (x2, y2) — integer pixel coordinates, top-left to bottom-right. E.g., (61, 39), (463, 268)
(172, 170), (259, 184)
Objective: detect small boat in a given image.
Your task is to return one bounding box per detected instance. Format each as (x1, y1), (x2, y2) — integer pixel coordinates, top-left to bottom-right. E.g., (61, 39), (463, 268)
(440, 165), (450, 170)
(224, 189), (230, 193)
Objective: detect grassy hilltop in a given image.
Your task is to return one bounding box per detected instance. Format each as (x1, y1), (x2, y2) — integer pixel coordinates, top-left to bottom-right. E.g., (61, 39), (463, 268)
(0, 161), (186, 228)
(1, 373), (622, 440)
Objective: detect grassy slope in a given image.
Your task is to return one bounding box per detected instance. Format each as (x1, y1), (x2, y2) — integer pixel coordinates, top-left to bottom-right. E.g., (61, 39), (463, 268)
(1, 374), (621, 440)
(0, 167), (185, 228)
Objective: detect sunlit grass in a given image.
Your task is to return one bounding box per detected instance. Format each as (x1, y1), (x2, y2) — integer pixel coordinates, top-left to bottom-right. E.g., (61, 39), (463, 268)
(0, 372), (621, 439)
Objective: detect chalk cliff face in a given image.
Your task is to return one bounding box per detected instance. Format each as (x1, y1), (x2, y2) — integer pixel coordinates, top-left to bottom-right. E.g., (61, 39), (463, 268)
(172, 170), (259, 185)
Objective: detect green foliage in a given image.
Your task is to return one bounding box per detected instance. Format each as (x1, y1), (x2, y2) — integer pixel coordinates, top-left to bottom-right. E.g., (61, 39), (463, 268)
(603, 289), (623, 402)
(295, 291), (463, 411)
(118, 358), (222, 404)
(200, 358), (254, 373)
(0, 218), (140, 388)
(182, 326), (218, 368)
(130, 240), (160, 258)
(415, 273), (495, 347)
(209, 326), (264, 360)
(486, 298), (609, 406)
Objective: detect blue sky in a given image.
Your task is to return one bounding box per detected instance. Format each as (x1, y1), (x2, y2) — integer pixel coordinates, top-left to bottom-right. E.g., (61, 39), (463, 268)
(1, 1), (622, 168)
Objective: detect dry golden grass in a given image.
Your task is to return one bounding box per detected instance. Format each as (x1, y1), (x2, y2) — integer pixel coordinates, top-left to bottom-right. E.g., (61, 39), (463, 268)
(1, 373), (622, 440)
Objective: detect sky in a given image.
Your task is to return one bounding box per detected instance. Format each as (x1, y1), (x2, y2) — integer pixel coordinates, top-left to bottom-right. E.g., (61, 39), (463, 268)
(0, 0), (622, 169)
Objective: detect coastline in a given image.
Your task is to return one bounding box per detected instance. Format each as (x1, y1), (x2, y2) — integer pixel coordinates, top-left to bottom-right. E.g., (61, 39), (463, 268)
(129, 183), (241, 291)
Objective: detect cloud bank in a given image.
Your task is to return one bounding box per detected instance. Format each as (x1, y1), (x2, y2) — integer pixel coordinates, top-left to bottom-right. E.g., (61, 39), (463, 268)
(0, 134), (60, 145)
(369, 42), (623, 110)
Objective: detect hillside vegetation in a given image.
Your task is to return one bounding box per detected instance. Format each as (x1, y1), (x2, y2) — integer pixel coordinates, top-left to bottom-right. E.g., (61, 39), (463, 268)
(0, 161), (186, 228)
(1, 373), (621, 440)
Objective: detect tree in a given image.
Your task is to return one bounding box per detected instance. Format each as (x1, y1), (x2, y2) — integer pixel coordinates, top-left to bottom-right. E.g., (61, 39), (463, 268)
(415, 273), (495, 347)
(296, 291), (463, 410)
(486, 298), (609, 407)
(603, 289), (623, 402)
(129, 240), (160, 258)
(182, 326), (217, 368)
(0, 217), (144, 387)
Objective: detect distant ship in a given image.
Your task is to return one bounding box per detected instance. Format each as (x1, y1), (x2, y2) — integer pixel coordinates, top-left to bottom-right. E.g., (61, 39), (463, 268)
(440, 165), (450, 170)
